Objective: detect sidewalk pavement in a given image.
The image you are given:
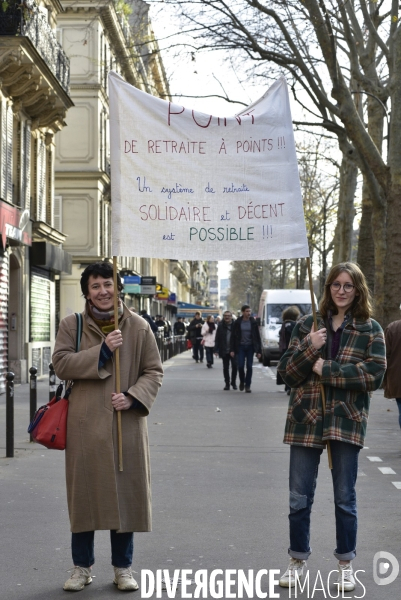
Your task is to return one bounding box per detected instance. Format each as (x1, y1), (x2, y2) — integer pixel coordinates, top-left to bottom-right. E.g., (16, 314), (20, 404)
(0, 352), (400, 600)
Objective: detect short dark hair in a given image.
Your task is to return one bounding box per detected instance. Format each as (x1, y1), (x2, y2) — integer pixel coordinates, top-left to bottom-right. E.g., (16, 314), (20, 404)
(80, 262), (123, 297)
(140, 309), (147, 315)
(241, 304), (250, 312)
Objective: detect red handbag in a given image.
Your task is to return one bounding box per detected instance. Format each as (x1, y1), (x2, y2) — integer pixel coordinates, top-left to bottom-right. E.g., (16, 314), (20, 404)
(28, 383), (70, 450)
(27, 313), (82, 450)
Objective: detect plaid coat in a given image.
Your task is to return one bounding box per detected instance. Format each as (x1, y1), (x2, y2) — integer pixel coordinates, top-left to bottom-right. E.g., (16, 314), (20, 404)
(278, 314), (386, 449)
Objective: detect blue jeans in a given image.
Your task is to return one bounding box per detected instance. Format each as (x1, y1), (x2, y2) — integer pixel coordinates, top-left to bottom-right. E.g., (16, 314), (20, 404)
(396, 399), (401, 428)
(237, 345), (254, 387)
(288, 441), (360, 561)
(205, 346), (214, 366)
(71, 530), (134, 568)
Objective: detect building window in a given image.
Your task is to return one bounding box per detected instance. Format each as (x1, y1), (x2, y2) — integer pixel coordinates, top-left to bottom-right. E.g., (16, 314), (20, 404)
(30, 271), (51, 342)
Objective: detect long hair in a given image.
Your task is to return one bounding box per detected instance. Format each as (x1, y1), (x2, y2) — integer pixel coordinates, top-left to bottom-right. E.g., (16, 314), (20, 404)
(319, 262), (373, 320)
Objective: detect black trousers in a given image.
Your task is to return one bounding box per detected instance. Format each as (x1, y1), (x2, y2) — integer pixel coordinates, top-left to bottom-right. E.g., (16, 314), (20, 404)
(193, 338), (204, 361)
(222, 354), (237, 385)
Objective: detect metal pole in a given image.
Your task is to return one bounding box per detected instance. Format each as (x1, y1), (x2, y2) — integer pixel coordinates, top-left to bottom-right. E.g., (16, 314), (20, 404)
(29, 366), (37, 443)
(49, 362), (56, 401)
(306, 258), (332, 470)
(6, 372), (15, 458)
(112, 256), (123, 472)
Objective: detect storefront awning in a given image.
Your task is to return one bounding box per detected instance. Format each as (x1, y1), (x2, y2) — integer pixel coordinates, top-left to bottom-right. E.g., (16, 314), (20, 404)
(177, 302), (220, 318)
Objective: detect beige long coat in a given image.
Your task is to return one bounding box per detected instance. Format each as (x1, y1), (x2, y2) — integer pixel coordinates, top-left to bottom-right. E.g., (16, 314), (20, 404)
(52, 304), (163, 533)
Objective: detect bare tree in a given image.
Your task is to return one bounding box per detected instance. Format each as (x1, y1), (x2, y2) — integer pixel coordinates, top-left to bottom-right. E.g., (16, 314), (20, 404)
(159, 0), (400, 325)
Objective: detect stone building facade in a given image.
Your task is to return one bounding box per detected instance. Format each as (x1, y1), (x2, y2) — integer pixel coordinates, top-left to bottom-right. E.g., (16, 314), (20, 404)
(55, 0), (204, 323)
(0, 0), (73, 385)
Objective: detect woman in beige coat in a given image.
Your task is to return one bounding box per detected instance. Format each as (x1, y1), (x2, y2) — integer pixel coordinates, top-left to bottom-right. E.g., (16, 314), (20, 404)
(52, 262), (163, 592)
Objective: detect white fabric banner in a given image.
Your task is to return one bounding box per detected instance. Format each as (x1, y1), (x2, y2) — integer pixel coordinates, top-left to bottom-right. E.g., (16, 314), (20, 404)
(109, 72), (309, 260)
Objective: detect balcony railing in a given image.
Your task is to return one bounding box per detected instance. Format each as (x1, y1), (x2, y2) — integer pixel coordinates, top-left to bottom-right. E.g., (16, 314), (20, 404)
(0, 3), (70, 94)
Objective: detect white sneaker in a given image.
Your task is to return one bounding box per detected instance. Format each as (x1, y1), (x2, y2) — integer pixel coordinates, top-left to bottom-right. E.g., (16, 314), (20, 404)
(279, 558), (307, 587)
(337, 562), (356, 592)
(113, 566), (139, 591)
(63, 566), (92, 591)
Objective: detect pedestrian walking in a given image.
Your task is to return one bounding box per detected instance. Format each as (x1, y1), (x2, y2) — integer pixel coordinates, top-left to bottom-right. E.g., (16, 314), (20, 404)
(276, 306), (301, 395)
(140, 308), (158, 333)
(214, 310), (237, 390)
(52, 262), (163, 592)
(173, 317), (186, 336)
(383, 317), (401, 430)
(230, 305), (262, 392)
(277, 262), (386, 592)
(188, 311), (205, 363)
(201, 316), (217, 368)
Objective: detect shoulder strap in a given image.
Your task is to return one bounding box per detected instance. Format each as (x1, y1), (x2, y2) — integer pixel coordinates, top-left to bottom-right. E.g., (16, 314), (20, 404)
(75, 313), (83, 352)
(65, 314), (82, 398)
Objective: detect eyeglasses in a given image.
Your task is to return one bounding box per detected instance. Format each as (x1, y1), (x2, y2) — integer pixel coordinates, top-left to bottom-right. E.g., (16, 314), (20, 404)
(330, 282), (355, 293)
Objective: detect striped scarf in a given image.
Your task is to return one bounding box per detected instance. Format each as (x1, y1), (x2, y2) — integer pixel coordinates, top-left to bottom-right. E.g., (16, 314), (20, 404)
(88, 300), (124, 334)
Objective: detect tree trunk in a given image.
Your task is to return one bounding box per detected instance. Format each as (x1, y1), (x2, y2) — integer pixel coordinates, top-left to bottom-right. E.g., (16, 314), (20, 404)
(299, 258), (308, 290)
(280, 259), (287, 288)
(357, 92), (385, 308)
(332, 154), (357, 265)
(383, 28), (401, 327)
(356, 186), (375, 291)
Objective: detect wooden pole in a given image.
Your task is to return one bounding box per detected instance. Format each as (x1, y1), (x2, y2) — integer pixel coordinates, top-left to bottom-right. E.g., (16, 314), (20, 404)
(113, 256), (123, 472)
(306, 257), (333, 470)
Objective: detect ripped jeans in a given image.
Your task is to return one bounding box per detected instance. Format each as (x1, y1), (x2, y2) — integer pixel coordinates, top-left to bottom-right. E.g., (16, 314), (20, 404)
(288, 442), (360, 561)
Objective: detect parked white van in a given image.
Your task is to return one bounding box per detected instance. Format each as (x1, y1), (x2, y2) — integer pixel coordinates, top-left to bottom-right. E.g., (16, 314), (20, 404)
(257, 289), (317, 366)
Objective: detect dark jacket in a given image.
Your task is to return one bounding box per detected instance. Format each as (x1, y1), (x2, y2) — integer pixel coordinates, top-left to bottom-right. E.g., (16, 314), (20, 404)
(188, 317), (204, 340)
(279, 320), (297, 353)
(383, 319), (401, 398)
(230, 316), (262, 354)
(214, 320), (235, 357)
(155, 319), (168, 337)
(278, 313), (386, 449)
(141, 312), (158, 333)
(174, 321), (186, 336)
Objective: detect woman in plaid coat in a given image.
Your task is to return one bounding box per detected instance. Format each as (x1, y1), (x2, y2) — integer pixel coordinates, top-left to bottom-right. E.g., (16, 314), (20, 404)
(277, 262), (386, 592)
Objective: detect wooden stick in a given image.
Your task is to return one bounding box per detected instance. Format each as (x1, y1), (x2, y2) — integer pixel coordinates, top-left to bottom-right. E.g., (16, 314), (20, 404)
(306, 257), (333, 470)
(113, 256), (123, 472)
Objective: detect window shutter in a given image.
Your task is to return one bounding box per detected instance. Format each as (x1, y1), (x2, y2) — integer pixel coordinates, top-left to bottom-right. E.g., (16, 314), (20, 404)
(25, 122), (31, 210)
(54, 195), (62, 231)
(6, 104), (13, 204)
(0, 101), (7, 200)
(103, 202), (110, 257)
(37, 137), (46, 221)
(46, 147), (54, 225)
(20, 120), (25, 208)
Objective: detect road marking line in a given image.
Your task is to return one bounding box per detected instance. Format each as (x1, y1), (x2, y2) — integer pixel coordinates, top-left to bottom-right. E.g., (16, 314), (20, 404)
(366, 456), (382, 462)
(392, 482), (401, 489)
(378, 467), (396, 475)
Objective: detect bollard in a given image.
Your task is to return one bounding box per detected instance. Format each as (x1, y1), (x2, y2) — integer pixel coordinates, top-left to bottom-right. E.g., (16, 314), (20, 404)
(29, 366), (38, 443)
(49, 362), (56, 401)
(6, 372), (15, 458)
